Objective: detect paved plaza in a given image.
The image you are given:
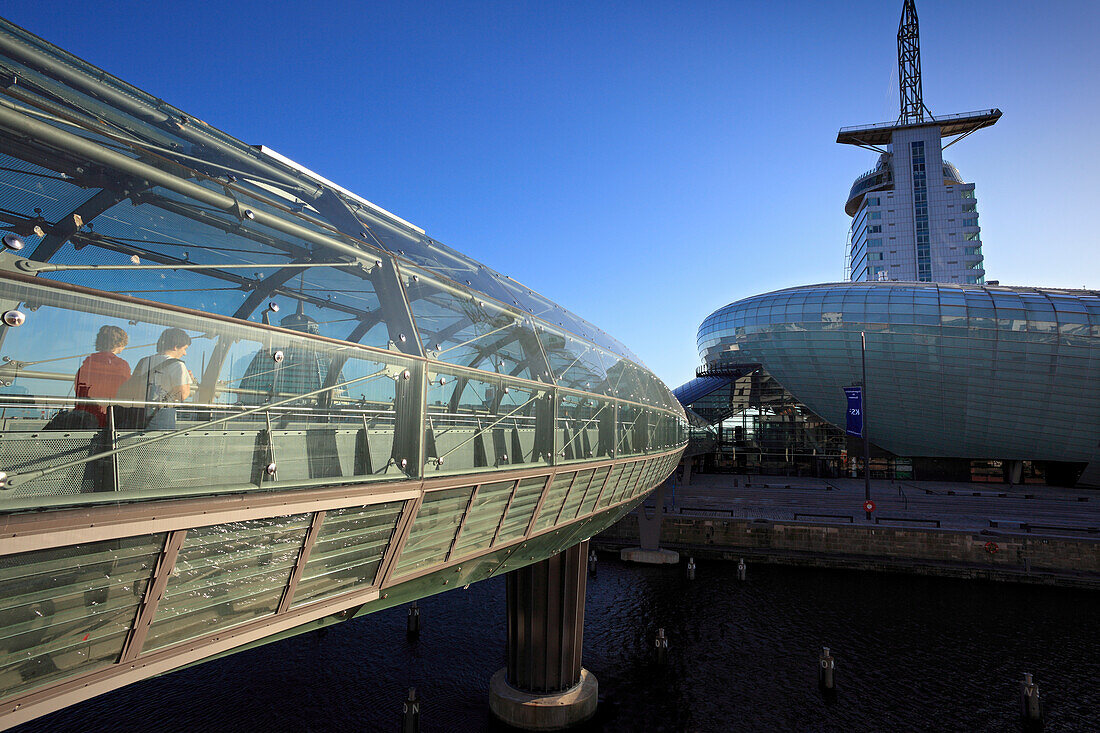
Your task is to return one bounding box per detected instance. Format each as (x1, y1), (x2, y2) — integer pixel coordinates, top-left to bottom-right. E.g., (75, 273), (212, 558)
(652, 473), (1099, 539)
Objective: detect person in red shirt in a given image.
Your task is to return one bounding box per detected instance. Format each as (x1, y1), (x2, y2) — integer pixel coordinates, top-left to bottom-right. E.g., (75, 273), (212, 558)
(74, 325), (131, 427)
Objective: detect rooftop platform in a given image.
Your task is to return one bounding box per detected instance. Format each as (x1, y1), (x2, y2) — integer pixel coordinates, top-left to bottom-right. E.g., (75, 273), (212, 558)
(837, 109), (1002, 147)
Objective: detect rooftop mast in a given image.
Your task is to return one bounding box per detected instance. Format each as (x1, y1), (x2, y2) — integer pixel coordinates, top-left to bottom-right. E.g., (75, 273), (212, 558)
(897, 0), (932, 124)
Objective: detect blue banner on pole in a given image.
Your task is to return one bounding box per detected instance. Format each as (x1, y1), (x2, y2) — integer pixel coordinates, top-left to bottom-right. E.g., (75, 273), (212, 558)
(844, 386), (864, 437)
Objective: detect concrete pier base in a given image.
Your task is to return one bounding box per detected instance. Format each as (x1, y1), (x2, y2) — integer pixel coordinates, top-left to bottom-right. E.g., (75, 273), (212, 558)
(489, 668), (598, 731)
(626, 482), (677, 565)
(620, 547), (680, 564)
(492, 541), (594, 729)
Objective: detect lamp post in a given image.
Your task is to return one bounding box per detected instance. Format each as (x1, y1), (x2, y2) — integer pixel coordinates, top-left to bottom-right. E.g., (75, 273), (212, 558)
(862, 331), (871, 520)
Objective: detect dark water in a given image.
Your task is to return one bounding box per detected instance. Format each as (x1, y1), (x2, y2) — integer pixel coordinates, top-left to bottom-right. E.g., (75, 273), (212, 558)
(18, 558), (1100, 732)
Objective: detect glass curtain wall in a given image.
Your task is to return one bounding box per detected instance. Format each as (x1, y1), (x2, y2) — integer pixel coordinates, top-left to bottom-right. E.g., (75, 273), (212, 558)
(0, 15), (687, 515)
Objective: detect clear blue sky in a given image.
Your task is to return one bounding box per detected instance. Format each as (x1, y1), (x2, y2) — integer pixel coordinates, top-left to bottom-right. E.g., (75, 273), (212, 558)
(7, 0), (1098, 387)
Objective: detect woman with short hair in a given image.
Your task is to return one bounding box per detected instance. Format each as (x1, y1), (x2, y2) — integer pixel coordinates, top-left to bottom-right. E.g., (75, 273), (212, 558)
(74, 325), (131, 427)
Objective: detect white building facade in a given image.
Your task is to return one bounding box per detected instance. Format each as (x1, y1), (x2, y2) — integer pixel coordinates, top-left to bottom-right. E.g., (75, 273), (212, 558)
(845, 124), (985, 284)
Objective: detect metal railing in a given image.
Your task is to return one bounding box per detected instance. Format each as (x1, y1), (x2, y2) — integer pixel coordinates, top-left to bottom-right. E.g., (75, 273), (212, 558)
(838, 109), (1002, 134)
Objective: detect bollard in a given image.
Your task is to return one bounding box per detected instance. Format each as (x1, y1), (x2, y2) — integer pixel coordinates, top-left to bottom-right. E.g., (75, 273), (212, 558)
(653, 627), (669, 666)
(1020, 672), (1042, 728)
(687, 557), (696, 580)
(406, 602), (420, 638)
(588, 549), (598, 577)
(737, 558), (747, 582)
(818, 647), (835, 692)
(402, 687), (420, 733)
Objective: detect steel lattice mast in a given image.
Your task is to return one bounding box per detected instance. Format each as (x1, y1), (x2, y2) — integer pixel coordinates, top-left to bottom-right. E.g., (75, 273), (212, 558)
(897, 0), (931, 123)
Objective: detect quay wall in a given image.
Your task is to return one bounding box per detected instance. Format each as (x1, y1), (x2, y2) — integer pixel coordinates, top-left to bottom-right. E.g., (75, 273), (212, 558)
(596, 513), (1100, 589)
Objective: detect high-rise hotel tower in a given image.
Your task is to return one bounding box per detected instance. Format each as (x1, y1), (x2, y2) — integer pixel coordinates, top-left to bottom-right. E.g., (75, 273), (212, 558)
(840, 0), (1000, 284)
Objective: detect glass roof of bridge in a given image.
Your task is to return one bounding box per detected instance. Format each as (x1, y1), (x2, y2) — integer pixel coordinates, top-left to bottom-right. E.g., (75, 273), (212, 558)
(0, 18), (684, 415)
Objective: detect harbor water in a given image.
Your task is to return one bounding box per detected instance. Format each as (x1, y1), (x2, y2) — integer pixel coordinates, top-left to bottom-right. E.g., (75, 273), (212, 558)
(17, 556), (1100, 732)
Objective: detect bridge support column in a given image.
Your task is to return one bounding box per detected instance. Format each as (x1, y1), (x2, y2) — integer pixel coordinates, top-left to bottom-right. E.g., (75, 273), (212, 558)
(489, 540), (598, 730)
(620, 483), (679, 564)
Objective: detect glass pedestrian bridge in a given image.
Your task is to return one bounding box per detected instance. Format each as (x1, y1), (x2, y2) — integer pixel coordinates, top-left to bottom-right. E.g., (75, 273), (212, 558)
(0, 18), (686, 726)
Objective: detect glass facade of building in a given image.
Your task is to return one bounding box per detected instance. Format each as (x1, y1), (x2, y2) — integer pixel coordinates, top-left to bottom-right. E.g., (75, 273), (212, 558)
(0, 19), (686, 719)
(699, 282), (1100, 468)
(676, 370), (848, 476)
(0, 18), (685, 511)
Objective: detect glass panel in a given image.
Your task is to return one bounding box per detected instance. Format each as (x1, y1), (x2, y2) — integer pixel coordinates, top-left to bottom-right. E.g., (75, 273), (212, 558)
(423, 367), (551, 476)
(495, 475), (549, 543)
(532, 471), (577, 533)
(611, 461), (641, 503)
(577, 466), (611, 516)
(536, 321), (617, 396)
(393, 486), (474, 578)
(616, 404), (643, 456)
(291, 501), (405, 608)
(555, 391), (615, 463)
(0, 276), (420, 511)
(597, 464), (626, 509)
(400, 264), (550, 382)
(450, 480), (517, 558)
(555, 468), (596, 523)
(144, 515), (310, 652)
(0, 534), (164, 702)
(629, 459), (655, 499)
(643, 457), (664, 496)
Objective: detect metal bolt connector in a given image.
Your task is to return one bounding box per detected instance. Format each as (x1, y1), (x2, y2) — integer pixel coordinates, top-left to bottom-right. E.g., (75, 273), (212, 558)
(2, 310), (25, 327)
(272, 350), (284, 363)
(2, 234), (24, 251)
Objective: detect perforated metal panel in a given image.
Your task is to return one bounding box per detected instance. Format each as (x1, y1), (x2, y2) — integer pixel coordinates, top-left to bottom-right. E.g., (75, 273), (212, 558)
(116, 428), (263, 495)
(0, 432), (103, 498)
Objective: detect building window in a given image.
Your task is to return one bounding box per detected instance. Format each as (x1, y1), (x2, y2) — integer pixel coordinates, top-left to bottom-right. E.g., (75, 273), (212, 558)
(866, 197), (880, 206)
(868, 252), (883, 261)
(962, 217), (979, 227)
(911, 140), (932, 282)
(867, 225), (882, 233)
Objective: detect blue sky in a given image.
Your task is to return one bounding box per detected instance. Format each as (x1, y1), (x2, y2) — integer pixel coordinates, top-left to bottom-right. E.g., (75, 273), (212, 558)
(7, 0), (1098, 387)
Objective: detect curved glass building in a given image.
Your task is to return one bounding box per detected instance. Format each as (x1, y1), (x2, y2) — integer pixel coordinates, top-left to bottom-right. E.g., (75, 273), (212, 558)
(0, 18), (685, 723)
(699, 282), (1100, 480)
